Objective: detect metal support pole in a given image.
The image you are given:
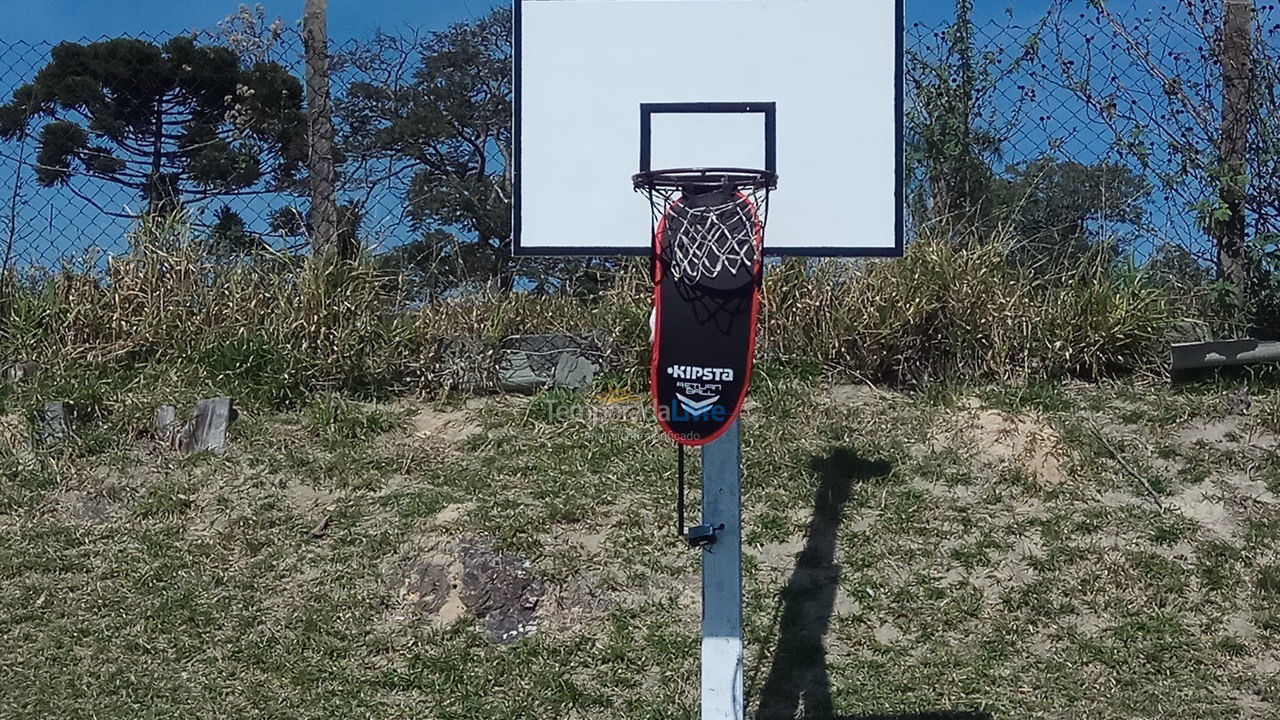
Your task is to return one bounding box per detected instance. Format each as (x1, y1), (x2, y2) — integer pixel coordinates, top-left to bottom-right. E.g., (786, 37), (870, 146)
(701, 420), (743, 719)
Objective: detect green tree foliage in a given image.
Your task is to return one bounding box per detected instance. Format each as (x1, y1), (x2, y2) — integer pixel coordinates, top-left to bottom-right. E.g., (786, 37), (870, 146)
(1244, 237), (1280, 332)
(995, 157), (1150, 265)
(905, 0), (1028, 224)
(337, 9), (617, 295)
(907, 5), (1150, 269)
(268, 203), (362, 255)
(208, 205), (261, 257)
(1146, 243), (1214, 288)
(338, 10), (511, 287)
(1052, 0), (1279, 329)
(0, 36), (306, 214)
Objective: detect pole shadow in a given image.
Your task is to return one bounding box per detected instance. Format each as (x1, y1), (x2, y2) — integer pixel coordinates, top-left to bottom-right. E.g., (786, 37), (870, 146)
(751, 447), (991, 720)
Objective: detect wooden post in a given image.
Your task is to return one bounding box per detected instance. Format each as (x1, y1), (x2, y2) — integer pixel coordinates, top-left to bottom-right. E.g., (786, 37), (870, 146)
(303, 0), (342, 259)
(179, 398), (235, 455)
(34, 401), (69, 449)
(1216, 0), (1253, 287)
(154, 404), (179, 448)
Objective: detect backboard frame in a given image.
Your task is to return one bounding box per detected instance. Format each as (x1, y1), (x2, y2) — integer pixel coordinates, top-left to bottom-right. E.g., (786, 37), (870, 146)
(512, 0), (906, 258)
(640, 102), (777, 175)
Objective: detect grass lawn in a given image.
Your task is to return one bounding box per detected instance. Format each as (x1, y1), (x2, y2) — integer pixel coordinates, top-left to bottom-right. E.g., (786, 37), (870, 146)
(1, 374), (1278, 719)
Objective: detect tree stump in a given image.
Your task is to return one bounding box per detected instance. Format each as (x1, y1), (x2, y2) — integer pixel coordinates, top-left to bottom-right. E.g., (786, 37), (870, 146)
(178, 398), (235, 455)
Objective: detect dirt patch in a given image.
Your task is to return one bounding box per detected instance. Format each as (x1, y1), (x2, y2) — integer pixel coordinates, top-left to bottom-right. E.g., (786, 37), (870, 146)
(54, 489), (118, 525)
(752, 537), (808, 576)
(285, 481), (338, 515)
(432, 503), (468, 526)
(1069, 611), (1112, 636)
(1174, 417), (1278, 452)
(387, 537), (467, 627)
(556, 524), (613, 558)
(1098, 490), (1143, 510)
(1251, 652), (1280, 676)
(386, 535), (547, 644)
(1226, 611), (1258, 641)
(1235, 691), (1272, 719)
(459, 538), (545, 644)
(400, 560), (453, 617)
(873, 622), (903, 645)
(407, 405), (482, 446)
(1171, 484), (1240, 541)
(1221, 474), (1279, 507)
(970, 409), (1065, 484)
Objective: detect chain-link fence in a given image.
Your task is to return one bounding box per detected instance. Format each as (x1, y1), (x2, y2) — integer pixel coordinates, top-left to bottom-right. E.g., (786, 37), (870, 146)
(0, 3), (1277, 291)
(906, 1), (1280, 278)
(0, 23), (435, 272)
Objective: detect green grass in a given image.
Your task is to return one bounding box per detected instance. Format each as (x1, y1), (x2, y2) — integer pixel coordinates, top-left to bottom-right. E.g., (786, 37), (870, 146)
(1, 376), (1279, 718)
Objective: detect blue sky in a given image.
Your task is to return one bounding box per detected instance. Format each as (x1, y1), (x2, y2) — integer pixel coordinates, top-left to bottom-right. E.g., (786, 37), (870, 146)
(0, 0), (1060, 44)
(0, 0), (504, 44)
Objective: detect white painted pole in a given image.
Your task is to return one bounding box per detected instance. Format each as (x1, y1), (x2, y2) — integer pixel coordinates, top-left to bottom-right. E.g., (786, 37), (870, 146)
(701, 420), (744, 719)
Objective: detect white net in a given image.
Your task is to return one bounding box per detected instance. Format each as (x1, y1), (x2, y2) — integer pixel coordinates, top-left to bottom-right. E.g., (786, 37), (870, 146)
(641, 182), (772, 288)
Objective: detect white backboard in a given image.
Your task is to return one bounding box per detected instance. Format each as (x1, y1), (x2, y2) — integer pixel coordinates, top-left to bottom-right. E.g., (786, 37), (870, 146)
(514, 0), (903, 257)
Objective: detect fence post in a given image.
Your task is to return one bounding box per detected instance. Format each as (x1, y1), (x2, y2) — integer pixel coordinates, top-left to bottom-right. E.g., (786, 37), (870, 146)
(1217, 0), (1253, 288)
(303, 0), (342, 259)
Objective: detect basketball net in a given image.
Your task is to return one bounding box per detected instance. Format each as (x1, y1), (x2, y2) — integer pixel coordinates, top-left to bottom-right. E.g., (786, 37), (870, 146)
(640, 183), (771, 289)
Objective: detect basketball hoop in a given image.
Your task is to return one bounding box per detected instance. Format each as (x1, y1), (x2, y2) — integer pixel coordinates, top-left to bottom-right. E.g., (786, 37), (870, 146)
(632, 167), (777, 192)
(519, 2), (902, 715)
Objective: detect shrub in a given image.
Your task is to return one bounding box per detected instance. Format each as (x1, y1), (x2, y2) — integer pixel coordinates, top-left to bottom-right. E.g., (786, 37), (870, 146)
(0, 220), (1197, 415)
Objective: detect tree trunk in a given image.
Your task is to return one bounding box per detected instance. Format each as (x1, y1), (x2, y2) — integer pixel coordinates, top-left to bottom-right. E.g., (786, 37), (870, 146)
(1216, 0), (1252, 287)
(490, 238), (515, 293)
(303, 0), (343, 259)
(4, 128), (24, 273)
(148, 103), (169, 215)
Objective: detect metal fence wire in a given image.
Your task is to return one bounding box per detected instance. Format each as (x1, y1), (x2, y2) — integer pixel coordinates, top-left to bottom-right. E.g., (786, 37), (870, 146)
(0, 22), (461, 274)
(905, 1), (1280, 275)
(0, 2), (1276, 289)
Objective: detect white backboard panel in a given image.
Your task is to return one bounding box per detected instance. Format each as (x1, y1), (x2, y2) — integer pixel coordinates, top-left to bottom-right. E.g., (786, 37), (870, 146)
(515, 0), (903, 256)
(649, 112), (767, 171)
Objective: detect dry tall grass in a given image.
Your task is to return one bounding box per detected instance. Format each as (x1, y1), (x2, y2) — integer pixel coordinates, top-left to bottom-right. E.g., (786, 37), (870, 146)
(760, 234), (1184, 383)
(0, 220), (1194, 412)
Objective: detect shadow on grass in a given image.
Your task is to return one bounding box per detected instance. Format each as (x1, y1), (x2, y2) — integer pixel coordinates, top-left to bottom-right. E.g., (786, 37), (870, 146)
(751, 447), (991, 720)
